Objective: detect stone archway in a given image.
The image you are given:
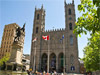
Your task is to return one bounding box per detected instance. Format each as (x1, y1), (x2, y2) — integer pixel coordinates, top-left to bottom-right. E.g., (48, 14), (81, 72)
(50, 53), (56, 72)
(58, 53), (64, 73)
(41, 53), (47, 72)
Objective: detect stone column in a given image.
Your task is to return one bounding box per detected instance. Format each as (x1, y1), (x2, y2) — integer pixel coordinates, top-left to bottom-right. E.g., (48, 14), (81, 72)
(56, 56), (58, 72)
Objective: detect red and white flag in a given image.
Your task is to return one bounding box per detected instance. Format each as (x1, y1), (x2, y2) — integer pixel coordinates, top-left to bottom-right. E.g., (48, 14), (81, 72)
(33, 38), (37, 42)
(42, 35), (49, 40)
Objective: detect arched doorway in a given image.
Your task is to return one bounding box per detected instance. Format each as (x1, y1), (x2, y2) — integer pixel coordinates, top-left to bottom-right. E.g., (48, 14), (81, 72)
(41, 53), (47, 72)
(50, 53), (56, 72)
(58, 53), (64, 73)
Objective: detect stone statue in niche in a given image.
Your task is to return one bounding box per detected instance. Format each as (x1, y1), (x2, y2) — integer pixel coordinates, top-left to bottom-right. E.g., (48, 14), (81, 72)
(14, 23), (25, 42)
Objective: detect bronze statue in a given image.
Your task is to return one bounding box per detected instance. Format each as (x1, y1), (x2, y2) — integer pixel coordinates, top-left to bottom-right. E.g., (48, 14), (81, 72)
(21, 23), (25, 32)
(14, 23), (25, 42)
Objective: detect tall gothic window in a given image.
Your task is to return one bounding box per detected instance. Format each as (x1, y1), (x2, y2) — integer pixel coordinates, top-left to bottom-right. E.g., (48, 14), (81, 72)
(70, 55), (74, 64)
(70, 35), (73, 45)
(36, 27), (38, 33)
(37, 14), (39, 20)
(69, 8), (71, 15)
(69, 23), (72, 30)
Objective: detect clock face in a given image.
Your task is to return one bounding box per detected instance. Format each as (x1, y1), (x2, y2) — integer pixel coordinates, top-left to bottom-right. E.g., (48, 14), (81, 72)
(69, 17), (72, 20)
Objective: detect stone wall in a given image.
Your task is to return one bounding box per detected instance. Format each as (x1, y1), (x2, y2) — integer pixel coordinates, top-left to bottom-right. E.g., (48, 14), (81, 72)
(0, 71), (28, 75)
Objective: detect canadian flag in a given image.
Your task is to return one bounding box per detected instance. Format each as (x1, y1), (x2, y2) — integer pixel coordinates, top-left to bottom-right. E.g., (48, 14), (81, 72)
(42, 35), (49, 40)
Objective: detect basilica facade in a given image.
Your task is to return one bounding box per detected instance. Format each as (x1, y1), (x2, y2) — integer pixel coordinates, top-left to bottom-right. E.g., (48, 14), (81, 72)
(30, 0), (79, 73)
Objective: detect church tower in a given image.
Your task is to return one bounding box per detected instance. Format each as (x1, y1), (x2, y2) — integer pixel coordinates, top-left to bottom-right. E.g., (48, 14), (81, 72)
(30, 5), (45, 69)
(65, 0), (75, 30)
(33, 5), (45, 35)
(65, 0), (79, 73)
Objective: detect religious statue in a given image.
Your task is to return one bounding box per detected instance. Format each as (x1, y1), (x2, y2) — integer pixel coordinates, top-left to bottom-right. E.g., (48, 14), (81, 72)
(14, 23), (25, 42)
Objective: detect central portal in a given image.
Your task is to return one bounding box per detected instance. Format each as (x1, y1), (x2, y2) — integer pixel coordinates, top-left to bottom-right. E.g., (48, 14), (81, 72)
(50, 53), (56, 72)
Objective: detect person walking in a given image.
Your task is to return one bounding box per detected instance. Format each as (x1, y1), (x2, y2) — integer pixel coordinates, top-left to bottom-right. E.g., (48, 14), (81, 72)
(27, 70), (31, 75)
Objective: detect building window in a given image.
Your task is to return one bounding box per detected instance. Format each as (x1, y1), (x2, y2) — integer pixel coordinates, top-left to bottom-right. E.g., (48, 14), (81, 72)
(69, 17), (72, 20)
(70, 35), (73, 45)
(69, 8), (71, 15)
(70, 55), (74, 64)
(36, 27), (39, 33)
(69, 23), (72, 30)
(6, 49), (7, 52)
(37, 14), (39, 20)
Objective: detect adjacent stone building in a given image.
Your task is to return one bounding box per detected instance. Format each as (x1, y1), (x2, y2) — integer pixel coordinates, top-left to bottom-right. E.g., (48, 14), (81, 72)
(30, 0), (79, 73)
(22, 54), (30, 70)
(0, 23), (19, 59)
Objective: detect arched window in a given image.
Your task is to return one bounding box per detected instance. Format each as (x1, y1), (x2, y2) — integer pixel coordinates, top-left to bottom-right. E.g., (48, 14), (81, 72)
(69, 8), (71, 15)
(70, 55), (74, 64)
(50, 53), (56, 69)
(69, 23), (72, 30)
(41, 53), (47, 71)
(36, 27), (38, 33)
(37, 14), (39, 20)
(70, 35), (73, 45)
(58, 53), (64, 72)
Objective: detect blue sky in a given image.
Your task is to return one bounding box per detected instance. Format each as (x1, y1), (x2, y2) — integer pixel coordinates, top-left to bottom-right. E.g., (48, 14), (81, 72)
(0, 0), (90, 58)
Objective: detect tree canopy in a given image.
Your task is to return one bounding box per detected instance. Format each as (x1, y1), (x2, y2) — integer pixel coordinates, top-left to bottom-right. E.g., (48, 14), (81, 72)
(73, 0), (100, 72)
(82, 32), (100, 71)
(74, 0), (100, 36)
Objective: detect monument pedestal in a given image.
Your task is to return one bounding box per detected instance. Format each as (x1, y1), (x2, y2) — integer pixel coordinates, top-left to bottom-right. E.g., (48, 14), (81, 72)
(6, 41), (23, 71)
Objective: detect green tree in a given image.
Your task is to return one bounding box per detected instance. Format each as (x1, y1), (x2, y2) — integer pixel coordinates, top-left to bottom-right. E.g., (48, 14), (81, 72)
(82, 32), (100, 71)
(74, 0), (100, 35)
(73, 0), (100, 72)
(0, 53), (10, 66)
(93, 0), (100, 18)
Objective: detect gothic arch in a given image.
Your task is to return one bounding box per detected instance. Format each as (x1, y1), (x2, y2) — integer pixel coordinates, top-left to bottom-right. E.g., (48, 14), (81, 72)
(50, 53), (56, 71)
(36, 27), (38, 33)
(41, 53), (47, 72)
(68, 8), (71, 15)
(37, 14), (39, 20)
(70, 35), (73, 45)
(69, 23), (72, 30)
(58, 52), (64, 73)
(70, 54), (74, 65)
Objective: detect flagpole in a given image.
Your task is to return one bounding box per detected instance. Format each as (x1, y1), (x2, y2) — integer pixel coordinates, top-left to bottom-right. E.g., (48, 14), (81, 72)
(63, 35), (65, 74)
(47, 35), (50, 73)
(33, 41), (36, 72)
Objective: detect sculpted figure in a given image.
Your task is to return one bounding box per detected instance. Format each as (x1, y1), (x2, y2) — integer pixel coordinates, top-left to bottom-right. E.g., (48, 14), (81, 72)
(14, 23), (25, 42)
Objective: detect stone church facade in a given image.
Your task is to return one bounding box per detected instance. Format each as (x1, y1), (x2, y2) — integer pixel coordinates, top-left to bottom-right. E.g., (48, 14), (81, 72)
(30, 0), (79, 73)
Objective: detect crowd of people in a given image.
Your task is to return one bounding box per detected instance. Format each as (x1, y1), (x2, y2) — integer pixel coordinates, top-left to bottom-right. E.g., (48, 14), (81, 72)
(26, 70), (64, 75)
(26, 70), (92, 75)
